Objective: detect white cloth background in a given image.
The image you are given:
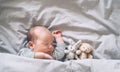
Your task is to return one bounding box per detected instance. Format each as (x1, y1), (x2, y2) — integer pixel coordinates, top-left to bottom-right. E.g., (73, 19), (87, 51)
(0, 0), (120, 72)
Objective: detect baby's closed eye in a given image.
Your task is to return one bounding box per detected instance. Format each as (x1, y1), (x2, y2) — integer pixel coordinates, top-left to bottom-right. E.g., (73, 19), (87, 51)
(43, 43), (49, 46)
(43, 42), (53, 46)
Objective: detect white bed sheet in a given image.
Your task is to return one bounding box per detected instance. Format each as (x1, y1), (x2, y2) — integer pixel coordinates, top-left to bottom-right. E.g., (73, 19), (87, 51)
(0, 0), (120, 72)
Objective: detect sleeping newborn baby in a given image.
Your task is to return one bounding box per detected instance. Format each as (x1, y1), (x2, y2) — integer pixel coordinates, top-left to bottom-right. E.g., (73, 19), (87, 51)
(18, 25), (66, 61)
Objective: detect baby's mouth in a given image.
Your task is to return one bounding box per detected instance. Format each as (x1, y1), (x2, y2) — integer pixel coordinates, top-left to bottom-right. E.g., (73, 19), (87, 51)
(46, 51), (53, 55)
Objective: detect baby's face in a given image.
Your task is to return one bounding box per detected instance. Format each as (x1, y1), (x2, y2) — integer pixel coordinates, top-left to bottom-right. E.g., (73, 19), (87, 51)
(33, 35), (54, 55)
(29, 27), (54, 55)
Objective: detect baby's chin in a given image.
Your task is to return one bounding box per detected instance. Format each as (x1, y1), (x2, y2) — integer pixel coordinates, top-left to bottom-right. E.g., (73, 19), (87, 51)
(47, 48), (54, 54)
(46, 51), (53, 55)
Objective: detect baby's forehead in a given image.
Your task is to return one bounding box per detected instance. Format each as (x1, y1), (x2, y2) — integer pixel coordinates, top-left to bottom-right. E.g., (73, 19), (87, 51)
(30, 26), (47, 34)
(34, 28), (50, 35)
(31, 27), (53, 38)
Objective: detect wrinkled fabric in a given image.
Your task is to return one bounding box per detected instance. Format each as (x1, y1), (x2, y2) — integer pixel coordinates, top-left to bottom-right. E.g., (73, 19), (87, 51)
(0, 0), (120, 72)
(0, 53), (120, 72)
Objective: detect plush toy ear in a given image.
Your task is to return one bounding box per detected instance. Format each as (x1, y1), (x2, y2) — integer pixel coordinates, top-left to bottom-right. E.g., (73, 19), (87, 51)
(73, 40), (82, 50)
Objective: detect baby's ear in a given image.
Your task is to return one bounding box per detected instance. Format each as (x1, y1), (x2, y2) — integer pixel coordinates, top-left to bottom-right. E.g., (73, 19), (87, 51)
(28, 41), (34, 50)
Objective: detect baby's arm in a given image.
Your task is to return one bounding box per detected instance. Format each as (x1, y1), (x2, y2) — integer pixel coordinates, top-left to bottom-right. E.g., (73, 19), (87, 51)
(18, 48), (35, 58)
(52, 30), (64, 43)
(18, 48), (53, 59)
(34, 52), (53, 59)
(52, 30), (66, 60)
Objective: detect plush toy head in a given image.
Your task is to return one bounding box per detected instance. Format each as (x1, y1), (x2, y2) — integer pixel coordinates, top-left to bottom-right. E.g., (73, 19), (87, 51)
(80, 43), (93, 53)
(75, 42), (93, 60)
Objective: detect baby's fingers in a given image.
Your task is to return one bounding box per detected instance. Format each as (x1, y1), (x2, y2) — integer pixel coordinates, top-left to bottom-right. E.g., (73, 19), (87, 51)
(52, 30), (61, 34)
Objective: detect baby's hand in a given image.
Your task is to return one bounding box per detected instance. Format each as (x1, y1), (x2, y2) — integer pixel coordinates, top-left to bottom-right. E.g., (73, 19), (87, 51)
(52, 30), (64, 43)
(52, 30), (62, 38)
(34, 52), (53, 60)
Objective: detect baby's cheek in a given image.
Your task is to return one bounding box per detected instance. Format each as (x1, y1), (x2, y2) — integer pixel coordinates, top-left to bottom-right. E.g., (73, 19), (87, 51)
(37, 46), (48, 52)
(44, 47), (54, 54)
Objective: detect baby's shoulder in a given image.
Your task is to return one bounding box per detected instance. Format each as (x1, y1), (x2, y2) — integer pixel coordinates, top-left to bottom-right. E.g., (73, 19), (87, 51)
(19, 47), (31, 52)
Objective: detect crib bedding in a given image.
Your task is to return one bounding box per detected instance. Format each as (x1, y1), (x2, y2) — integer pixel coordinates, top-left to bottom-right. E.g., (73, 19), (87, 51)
(0, 0), (120, 72)
(1, 53), (120, 72)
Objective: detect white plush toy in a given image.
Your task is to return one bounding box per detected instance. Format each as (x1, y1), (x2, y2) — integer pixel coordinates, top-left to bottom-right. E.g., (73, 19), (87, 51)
(64, 39), (82, 61)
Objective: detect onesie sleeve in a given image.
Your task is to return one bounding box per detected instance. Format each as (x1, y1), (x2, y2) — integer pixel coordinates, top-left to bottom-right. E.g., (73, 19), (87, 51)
(17, 48), (35, 58)
(52, 43), (66, 60)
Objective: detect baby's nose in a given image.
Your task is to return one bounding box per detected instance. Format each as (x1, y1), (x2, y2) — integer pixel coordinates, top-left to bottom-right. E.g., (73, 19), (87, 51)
(49, 45), (54, 51)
